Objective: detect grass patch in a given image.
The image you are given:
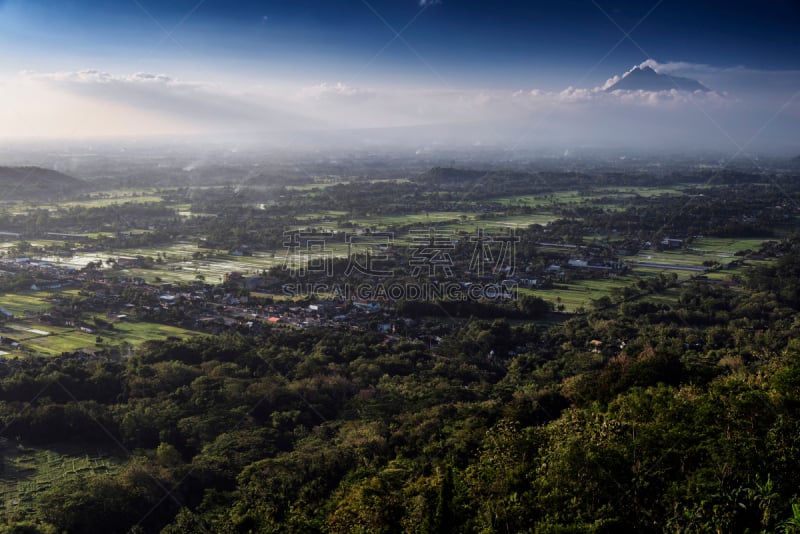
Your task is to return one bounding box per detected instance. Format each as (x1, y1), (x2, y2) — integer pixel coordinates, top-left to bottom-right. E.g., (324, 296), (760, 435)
(0, 287), (201, 356)
(21, 329), (98, 356)
(99, 319), (201, 345)
(690, 237), (773, 254)
(0, 292), (60, 317)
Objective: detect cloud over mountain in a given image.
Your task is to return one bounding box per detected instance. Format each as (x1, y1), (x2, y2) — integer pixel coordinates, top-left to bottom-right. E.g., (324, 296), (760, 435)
(604, 65), (710, 93)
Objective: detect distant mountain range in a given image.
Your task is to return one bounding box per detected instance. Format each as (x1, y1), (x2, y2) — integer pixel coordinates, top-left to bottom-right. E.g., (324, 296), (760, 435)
(0, 166), (86, 200)
(606, 66), (710, 93)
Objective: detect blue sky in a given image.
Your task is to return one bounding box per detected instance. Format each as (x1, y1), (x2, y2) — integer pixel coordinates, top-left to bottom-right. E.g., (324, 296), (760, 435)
(0, 0), (798, 151)
(3, 0), (799, 85)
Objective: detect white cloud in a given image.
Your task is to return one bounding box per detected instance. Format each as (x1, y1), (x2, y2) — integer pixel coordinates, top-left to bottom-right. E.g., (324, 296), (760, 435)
(1, 62), (795, 151)
(557, 86), (596, 103)
(26, 70), (185, 87)
(17, 68), (730, 136)
(600, 74), (621, 91)
(638, 59), (716, 74)
(297, 82), (375, 101)
(0, 71), (195, 138)
(16, 70), (314, 136)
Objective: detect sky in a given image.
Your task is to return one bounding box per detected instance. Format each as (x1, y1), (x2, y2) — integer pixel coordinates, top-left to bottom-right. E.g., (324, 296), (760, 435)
(0, 0), (798, 153)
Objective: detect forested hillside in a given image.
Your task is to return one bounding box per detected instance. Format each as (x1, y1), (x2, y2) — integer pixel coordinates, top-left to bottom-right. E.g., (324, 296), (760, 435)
(0, 167), (87, 200)
(2, 238), (800, 532)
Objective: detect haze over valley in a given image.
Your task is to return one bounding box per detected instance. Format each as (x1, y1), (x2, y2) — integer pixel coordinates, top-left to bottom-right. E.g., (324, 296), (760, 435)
(1, 1), (800, 532)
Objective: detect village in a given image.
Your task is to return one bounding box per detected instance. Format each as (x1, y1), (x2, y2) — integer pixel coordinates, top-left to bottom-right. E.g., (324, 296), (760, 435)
(0, 255), (405, 359)
(0, 229), (744, 362)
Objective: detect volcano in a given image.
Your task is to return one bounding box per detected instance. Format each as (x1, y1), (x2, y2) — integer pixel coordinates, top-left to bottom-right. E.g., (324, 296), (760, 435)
(605, 66), (710, 92)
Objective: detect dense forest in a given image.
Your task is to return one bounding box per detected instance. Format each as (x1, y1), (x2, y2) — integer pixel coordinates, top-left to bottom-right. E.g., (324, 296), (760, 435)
(2, 237), (800, 532)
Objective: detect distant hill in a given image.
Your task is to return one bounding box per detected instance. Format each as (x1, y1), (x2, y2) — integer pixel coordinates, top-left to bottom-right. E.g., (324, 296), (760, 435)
(606, 66), (710, 93)
(415, 167), (580, 196)
(414, 167), (770, 198)
(0, 166), (87, 200)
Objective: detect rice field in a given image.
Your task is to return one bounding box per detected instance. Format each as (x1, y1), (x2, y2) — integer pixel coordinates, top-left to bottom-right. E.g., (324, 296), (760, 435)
(520, 275), (636, 313)
(0, 291), (71, 318)
(0, 287), (200, 357)
(690, 237), (773, 255)
(495, 186), (685, 210)
(0, 442), (120, 516)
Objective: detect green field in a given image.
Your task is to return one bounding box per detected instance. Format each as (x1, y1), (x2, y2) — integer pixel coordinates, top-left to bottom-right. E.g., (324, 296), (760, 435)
(285, 178), (410, 192)
(1, 289), (200, 356)
(0, 190), (165, 214)
(449, 213), (559, 230)
(17, 327), (97, 356)
(619, 236), (773, 276)
(348, 211), (473, 228)
(592, 186), (686, 197)
(496, 186), (685, 210)
(54, 195), (164, 209)
(519, 285), (591, 313)
(1, 316), (201, 357)
(624, 250), (708, 267)
(286, 181), (351, 191)
(0, 291), (73, 318)
(690, 237), (772, 254)
(519, 275), (635, 313)
(294, 210), (350, 221)
(95, 318), (201, 345)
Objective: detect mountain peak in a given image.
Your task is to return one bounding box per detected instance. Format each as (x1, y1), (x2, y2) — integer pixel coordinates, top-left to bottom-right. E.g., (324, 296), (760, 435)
(606, 65), (710, 93)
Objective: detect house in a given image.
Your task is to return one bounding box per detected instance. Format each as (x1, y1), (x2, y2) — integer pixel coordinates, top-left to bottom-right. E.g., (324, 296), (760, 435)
(567, 259), (589, 268)
(660, 238), (684, 249)
(353, 300), (380, 312)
